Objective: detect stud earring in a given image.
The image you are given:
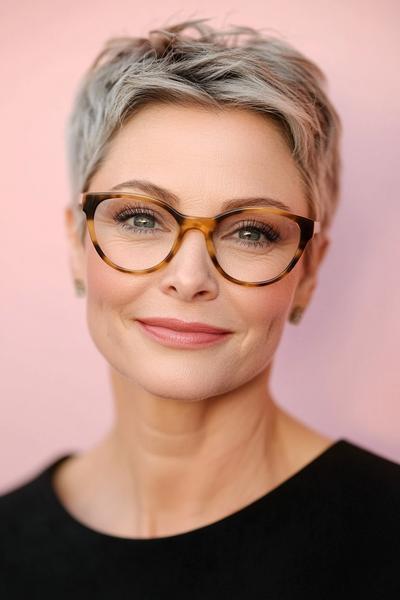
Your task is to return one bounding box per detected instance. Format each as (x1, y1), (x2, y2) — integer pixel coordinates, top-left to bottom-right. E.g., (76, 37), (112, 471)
(74, 278), (86, 297)
(289, 306), (304, 325)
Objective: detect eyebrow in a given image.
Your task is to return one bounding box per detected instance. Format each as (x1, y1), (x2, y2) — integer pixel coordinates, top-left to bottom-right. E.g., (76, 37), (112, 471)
(110, 179), (292, 213)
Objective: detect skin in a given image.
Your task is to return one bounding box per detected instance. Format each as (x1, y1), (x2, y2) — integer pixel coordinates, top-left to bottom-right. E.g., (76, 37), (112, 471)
(61, 103), (332, 539)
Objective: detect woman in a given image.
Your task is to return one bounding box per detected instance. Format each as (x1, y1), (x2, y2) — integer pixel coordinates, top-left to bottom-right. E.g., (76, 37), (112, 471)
(1, 18), (399, 598)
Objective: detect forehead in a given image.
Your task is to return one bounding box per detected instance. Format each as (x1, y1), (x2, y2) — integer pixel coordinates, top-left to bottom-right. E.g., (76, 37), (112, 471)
(90, 103), (309, 217)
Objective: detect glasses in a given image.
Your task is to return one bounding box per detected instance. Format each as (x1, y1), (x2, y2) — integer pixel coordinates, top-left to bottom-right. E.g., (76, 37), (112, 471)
(78, 192), (321, 287)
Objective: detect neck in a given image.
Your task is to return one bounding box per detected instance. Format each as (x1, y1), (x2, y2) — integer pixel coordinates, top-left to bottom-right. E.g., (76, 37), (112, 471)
(61, 364), (327, 539)
(92, 364), (292, 537)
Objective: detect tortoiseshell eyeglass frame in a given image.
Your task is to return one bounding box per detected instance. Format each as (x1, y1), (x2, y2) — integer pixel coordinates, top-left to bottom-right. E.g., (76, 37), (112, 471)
(78, 192), (321, 287)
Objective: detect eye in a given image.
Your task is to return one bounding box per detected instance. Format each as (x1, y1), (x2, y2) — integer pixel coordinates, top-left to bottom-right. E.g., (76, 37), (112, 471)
(115, 207), (157, 230)
(233, 219), (281, 245)
(111, 202), (172, 233)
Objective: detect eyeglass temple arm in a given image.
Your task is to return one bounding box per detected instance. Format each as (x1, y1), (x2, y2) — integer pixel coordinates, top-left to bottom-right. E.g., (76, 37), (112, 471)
(313, 221), (321, 234)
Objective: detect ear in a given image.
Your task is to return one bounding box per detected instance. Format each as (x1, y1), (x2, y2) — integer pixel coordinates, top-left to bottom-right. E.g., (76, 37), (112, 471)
(64, 206), (86, 285)
(291, 233), (331, 312)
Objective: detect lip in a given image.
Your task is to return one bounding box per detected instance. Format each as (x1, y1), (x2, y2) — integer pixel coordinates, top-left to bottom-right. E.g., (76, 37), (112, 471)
(136, 317), (231, 334)
(136, 319), (232, 349)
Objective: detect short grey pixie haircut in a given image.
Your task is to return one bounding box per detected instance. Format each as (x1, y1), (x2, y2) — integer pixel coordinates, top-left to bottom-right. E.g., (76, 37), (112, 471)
(66, 17), (341, 240)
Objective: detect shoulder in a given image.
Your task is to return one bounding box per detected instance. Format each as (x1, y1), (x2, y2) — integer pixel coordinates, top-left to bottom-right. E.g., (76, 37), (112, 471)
(0, 455), (70, 549)
(319, 439), (400, 511)
(0, 468), (44, 516)
(319, 439), (400, 551)
(331, 438), (400, 494)
(0, 456), (75, 594)
(328, 440), (400, 590)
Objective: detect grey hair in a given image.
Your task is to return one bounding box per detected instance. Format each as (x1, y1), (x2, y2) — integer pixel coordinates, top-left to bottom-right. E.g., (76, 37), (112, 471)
(66, 17), (341, 239)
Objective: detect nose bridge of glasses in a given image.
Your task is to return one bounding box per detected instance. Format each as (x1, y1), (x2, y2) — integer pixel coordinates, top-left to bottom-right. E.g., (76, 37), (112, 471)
(179, 215), (216, 237)
(172, 216), (217, 263)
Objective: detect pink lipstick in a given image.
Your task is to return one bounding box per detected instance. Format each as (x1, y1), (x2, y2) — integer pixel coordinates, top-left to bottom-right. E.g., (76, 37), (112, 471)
(136, 317), (232, 349)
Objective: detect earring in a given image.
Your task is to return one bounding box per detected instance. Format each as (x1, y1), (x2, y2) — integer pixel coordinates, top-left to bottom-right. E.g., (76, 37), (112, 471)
(289, 306), (304, 325)
(74, 278), (86, 297)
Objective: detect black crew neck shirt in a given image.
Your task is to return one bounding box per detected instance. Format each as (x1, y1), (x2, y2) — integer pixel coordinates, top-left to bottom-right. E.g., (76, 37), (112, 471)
(1, 438), (399, 598)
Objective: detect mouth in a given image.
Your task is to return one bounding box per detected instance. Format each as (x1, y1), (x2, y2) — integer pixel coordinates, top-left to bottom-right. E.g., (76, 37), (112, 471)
(136, 320), (232, 349)
(136, 317), (232, 334)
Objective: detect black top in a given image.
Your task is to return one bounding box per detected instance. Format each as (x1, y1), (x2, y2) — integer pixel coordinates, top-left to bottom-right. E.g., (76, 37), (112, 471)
(1, 438), (399, 599)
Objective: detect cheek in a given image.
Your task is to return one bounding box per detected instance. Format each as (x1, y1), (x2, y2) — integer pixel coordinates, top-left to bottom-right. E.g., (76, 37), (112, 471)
(84, 241), (146, 350)
(85, 239), (145, 306)
(240, 273), (297, 332)
(233, 270), (300, 371)
(83, 241), (155, 377)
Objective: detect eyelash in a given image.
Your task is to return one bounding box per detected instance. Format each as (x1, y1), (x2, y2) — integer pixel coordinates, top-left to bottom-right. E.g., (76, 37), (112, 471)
(235, 219), (281, 245)
(116, 204), (157, 223)
(113, 204), (281, 245)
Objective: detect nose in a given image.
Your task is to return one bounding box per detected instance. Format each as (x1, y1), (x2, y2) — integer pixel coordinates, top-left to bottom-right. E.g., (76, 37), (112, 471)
(158, 228), (219, 300)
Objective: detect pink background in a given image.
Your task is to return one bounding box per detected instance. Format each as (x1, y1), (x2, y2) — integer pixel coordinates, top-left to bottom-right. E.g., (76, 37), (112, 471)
(1, 0), (399, 492)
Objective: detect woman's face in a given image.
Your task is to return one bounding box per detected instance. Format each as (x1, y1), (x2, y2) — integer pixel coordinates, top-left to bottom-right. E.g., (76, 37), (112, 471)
(69, 103), (321, 402)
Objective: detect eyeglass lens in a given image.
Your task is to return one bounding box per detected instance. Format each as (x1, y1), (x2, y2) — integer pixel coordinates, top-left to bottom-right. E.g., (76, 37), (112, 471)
(93, 197), (301, 283)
